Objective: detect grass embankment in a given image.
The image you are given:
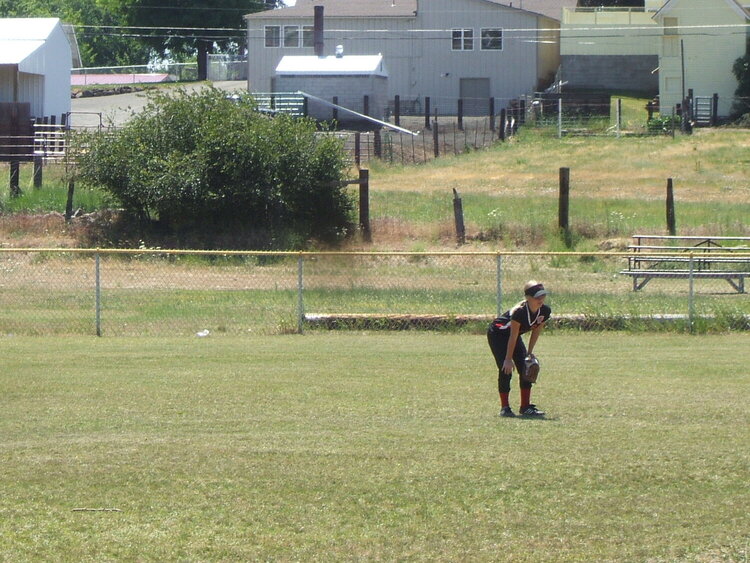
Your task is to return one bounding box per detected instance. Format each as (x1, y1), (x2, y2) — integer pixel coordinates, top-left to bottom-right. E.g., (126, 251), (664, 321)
(1, 127), (749, 249)
(1, 333), (748, 561)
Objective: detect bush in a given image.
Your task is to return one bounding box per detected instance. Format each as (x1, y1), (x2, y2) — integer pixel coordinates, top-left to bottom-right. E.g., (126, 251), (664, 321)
(74, 88), (354, 249)
(732, 47), (750, 117)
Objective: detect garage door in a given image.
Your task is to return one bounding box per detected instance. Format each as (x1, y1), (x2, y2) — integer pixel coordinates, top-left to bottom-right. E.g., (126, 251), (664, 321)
(460, 78), (490, 116)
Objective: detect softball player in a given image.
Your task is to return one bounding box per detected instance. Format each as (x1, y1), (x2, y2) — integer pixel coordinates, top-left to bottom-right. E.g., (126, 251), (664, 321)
(487, 280), (551, 417)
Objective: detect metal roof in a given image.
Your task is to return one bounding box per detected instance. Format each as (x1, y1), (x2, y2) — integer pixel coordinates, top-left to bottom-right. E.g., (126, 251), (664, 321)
(276, 54), (387, 76)
(0, 18), (62, 67)
(247, 0), (573, 21)
(246, 0), (417, 19)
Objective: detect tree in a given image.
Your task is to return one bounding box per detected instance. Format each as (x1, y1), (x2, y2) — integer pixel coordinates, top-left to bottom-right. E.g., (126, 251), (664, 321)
(732, 46), (750, 117)
(74, 88), (354, 249)
(121, 0), (279, 60)
(0, 0), (149, 66)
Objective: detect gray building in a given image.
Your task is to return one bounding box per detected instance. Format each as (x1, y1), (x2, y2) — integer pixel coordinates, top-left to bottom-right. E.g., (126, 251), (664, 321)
(245, 0), (572, 115)
(276, 53), (389, 122)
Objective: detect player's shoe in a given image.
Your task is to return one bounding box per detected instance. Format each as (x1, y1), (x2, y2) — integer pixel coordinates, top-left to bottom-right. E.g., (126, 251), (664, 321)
(499, 406), (516, 418)
(520, 404), (545, 417)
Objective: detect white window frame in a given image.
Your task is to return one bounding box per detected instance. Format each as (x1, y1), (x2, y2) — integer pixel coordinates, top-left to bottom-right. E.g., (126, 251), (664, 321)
(452, 28), (474, 51)
(302, 25), (314, 48)
(265, 25), (280, 48)
(481, 28), (503, 51)
(283, 25), (300, 48)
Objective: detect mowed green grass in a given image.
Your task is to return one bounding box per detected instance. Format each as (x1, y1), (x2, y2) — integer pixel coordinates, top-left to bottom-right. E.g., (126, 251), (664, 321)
(1, 333), (748, 561)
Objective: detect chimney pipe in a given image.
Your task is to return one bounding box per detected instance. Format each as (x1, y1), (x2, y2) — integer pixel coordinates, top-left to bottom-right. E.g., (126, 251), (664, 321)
(314, 5), (324, 57)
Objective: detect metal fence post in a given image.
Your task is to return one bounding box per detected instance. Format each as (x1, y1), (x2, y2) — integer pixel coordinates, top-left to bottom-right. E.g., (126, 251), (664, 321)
(297, 254), (305, 335)
(688, 253), (695, 333)
(558, 97), (563, 139)
(95, 251), (102, 336)
(496, 254), (503, 317)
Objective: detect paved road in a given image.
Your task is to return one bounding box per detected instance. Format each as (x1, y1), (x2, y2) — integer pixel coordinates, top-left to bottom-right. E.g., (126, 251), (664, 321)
(69, 81), (248, 128)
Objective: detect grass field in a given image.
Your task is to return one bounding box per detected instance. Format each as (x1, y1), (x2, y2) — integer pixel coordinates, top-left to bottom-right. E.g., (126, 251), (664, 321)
(1, 333), (748, 561)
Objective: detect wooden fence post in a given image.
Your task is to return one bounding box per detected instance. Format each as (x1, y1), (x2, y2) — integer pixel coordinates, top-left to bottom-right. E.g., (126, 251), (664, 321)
(457, 99), (463, 130)
(559, 167), (571, 245)
(394, 95), (400, 127)
(65, 179), (75, 221)
(489, 97), (495, 131)
(433, 122), (439, 158)
(332, 96), (338, 122)
(373, 129), (382, 159)
(666, 178), (676, 236)
(33, 157), (43, 188)
(499, 108), (506, 141)
(424, 96), (431, 130)
(10, 161), (21, 198)
(711, 93), (719, 127)
(354, 132), (361, 168)
(453, 188), (465, 245)
(359, 168), (371, 242)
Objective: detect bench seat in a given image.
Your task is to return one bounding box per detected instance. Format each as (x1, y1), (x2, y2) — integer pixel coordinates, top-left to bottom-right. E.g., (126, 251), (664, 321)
(620, 269), (747, 292)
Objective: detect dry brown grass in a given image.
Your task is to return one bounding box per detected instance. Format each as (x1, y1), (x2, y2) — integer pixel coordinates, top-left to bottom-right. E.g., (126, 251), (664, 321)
(370, 128), (750, 204)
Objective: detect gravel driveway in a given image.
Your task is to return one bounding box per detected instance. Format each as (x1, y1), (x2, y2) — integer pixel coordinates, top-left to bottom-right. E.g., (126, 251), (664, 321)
(69, 81), (248, 128)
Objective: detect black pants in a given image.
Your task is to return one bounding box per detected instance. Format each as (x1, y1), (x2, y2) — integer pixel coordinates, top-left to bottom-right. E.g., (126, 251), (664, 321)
(487, 327), (532, 393)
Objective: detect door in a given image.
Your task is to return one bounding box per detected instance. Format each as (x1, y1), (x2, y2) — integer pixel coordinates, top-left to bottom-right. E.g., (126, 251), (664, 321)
(460, 78), (490, 116)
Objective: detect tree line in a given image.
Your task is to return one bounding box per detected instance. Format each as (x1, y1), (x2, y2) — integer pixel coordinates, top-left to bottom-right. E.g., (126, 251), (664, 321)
(0, 0), (282, 67)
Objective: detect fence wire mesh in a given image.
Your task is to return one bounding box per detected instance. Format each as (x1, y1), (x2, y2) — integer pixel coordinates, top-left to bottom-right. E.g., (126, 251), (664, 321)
(1, 249), (748, 336)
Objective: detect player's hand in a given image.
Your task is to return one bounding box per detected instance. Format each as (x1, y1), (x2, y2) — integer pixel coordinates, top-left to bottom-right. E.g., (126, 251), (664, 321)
(502, 359), (514, 375)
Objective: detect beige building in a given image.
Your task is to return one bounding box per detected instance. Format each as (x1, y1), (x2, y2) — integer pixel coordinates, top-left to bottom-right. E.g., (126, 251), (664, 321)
(561, 0), (750, 118)
(653, 0), (750, 117)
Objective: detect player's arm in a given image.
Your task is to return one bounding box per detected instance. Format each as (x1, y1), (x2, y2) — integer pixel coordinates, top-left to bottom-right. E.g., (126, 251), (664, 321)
(527, 323), (544, 356)
(502, 320), (521, 374)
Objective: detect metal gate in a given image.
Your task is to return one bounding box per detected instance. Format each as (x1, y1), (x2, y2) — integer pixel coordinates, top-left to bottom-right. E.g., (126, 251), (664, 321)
(693, 96), (715, 127)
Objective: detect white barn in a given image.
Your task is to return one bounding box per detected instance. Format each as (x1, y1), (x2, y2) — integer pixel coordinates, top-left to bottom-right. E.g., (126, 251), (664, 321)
(245, 0), (572, 115)
(0, 18), (72, 120)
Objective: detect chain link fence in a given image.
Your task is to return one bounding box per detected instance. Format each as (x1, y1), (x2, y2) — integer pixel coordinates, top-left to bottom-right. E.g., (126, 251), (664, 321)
(1, 249), (747, 336)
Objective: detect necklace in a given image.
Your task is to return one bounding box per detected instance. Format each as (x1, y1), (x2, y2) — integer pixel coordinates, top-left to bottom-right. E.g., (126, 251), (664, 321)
(526, 303), (540, 326)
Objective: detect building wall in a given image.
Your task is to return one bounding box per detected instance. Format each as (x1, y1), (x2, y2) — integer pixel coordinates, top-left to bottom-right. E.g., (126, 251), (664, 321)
(18, 72), (44, 117)
(246, 0), (553, 110)
(561, 8), (660, 56)
(537, 16), (562, 90)
(275, 74), (389, 121)
(42, 22), (72, 118)
(0, 66), (15, 104)
(655, 0), (748, 116)
(561, 55), (659, 93)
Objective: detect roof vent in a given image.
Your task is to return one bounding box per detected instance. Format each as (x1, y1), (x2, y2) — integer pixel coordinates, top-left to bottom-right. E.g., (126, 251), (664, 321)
(335, 44), (344, 58)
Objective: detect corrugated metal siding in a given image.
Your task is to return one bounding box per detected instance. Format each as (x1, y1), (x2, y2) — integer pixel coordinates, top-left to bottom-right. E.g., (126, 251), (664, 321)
(19, 73), (43, 117)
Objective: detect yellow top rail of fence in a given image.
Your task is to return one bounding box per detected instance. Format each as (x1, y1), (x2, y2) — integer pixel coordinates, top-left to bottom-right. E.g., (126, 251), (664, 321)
(1, 248), (748, 259)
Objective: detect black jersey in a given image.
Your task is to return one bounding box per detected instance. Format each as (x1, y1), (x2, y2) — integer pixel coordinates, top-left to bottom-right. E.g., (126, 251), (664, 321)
(490, 301), (551, 335)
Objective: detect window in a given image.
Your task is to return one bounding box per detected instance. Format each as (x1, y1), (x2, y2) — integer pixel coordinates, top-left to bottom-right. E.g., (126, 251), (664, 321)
(663, 17), (678, 36)
(302, 25), (314, 48)
(481, 28), (502, 50)
(452, 29), (473, 51)
(265, 26), (280, 47)
(284, 25), (300, 47)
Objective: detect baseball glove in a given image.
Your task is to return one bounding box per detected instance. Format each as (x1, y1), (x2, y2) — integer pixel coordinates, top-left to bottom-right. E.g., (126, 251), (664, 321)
(522, 354), (541, 383)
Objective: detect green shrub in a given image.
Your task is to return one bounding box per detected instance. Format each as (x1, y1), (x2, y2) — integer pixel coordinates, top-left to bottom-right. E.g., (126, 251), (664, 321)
(73, 88), (354, 249)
